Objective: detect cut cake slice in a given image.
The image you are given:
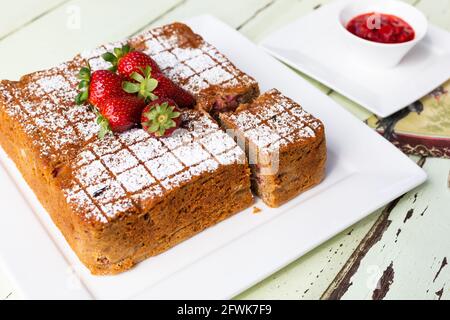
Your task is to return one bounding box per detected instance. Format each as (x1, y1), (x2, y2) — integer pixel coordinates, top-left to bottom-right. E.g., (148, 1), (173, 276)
(220, 89), (326, 207)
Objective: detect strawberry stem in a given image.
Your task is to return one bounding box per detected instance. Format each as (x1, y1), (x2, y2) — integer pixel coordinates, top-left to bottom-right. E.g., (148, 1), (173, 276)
(142, 102), (180, 137)
(75, 65), (91, 105)
(94, 108), (112, 139)
(122, 66), (158, 102)
(102, 44), (133, 72)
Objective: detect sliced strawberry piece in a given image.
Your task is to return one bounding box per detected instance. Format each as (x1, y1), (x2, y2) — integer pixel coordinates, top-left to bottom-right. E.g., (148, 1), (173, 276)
(102, 44), (161, 79)
(96, 95), (146, 138)
(141, 98), (181, 138)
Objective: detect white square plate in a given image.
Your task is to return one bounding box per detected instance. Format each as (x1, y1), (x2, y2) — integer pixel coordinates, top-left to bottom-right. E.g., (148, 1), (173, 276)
(0, 15), (426, 299)
(260, 0), (450, 118)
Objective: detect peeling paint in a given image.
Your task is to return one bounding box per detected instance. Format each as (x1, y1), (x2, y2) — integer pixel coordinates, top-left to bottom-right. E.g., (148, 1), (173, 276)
(395, 228), (402, 243)
(403, 209), (414, 223)
(433, 257), (448, 283)
(420, 206), (428, 216)
(417, 156), (427, 168)
(372, 262), (395, 300)
(435, 287), (444, 300)
(321, 197), (401, 299)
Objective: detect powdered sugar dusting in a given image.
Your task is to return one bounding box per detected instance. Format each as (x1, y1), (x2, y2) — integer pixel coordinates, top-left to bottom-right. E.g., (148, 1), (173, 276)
(1, 60), (98, 159)
(216, 146), (246, 165)
(62, 110), (245, 223)
(223, 89), (323, 154)
(0, 22), (256, 224)
(130, 25), (257, 96)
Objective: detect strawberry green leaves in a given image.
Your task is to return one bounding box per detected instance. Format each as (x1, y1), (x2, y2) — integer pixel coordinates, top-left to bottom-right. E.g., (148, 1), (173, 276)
(141, 99), (181, 137)
(96, 111), (112, 139)
(75, 66), (91, 105)
(122, 66), (158, 101)
(102, 44), (132, 72)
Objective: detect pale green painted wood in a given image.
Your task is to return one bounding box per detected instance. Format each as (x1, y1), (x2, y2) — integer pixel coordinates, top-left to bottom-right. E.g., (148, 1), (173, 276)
(149, 0), (274, 29)
(0, 0), (184, 80)
(0, 0), (67, 39)
(0, 0), (449, 300)
(336, 157), (450, 300)
(416, 0), (450, 30)
(238, 0), (334, 95)
(328, 92), (373, 121)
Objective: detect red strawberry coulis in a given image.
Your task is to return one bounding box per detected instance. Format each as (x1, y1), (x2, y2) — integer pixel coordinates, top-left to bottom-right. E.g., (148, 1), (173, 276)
(346, 12), (415, 44)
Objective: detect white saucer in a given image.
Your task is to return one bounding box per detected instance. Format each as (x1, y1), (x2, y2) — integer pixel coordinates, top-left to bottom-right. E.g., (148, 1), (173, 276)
(260, 0), (450, 117)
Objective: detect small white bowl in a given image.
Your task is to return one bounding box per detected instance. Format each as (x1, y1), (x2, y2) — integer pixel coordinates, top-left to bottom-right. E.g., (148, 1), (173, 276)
(337, 0), (428, 68)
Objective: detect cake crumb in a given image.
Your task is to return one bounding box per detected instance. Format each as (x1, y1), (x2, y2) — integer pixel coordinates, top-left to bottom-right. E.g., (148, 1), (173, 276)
(252, 206), (262, 214)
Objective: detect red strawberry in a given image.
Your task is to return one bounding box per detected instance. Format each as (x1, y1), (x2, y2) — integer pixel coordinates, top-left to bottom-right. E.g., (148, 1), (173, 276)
(122, 67), (196, 109)
(102, 44), (161, 79)
(96, 95), (146, 138)
(118, 51), (161, 79)
(75, 67), (129, 108)
(152, 73), (196, 108)
(141, 98), (181, 137)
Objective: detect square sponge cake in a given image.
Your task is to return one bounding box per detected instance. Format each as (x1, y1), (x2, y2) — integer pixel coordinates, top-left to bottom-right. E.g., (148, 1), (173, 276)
(0, 22), (256, 274)
(220, 89), (326, 207)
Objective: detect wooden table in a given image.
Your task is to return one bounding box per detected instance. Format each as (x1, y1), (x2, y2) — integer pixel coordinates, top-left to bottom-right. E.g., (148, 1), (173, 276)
(0, 0), (449, 300)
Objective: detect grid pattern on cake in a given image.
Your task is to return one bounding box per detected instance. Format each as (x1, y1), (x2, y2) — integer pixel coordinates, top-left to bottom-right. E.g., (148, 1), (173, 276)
(223, 89), (323, 154)
(0, 22), (256, 224)
(81, 23), (257, 96)
(0, 22), (258, 162)
(0, 58), (97, 161)
(63, 110), (246, 223)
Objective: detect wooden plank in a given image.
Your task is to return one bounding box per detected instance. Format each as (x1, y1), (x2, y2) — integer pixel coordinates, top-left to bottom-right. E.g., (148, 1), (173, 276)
(323, 157), (450, 300)
(0, 0), (184, 80)
(150, 0), (274, 29)
(0, 0), (68, 39)
(415, 0), (450, 30)
(328, 92), (373, 121)
(238, 0), (334, 94)
(238, 0), (333, 43)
